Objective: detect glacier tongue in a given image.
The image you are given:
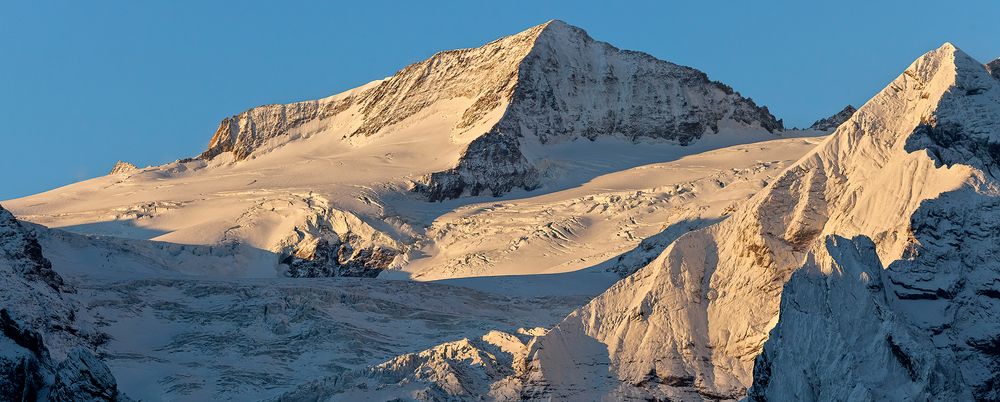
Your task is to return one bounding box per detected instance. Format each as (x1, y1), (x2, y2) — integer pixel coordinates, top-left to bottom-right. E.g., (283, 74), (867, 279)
(519, 42), (1000, 400)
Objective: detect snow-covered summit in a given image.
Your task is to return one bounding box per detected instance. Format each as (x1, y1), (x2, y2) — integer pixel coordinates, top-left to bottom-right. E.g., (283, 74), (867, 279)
(199, 20), (782, 199)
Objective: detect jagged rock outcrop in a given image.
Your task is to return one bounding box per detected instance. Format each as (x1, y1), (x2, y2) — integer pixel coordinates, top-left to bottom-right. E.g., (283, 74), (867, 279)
(808, 105), (856, 131)
(413, 130), (542, 201)
(48, 348), (127, 402)
(283, 235), (399, 278)
(522, 43), (1000, 400)
(200, 20), (782, 200)
(108, 161), (137, 175)
(987, 58), (1000, 81)
(219, 193), (404, 277)
(0, 204), (128, 401)
(277, 202), (403, 278)
(0, 206), (65, 292)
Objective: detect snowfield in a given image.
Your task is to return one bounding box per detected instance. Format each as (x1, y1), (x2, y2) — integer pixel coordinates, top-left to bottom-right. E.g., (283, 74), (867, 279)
(5, 130), (825, 400)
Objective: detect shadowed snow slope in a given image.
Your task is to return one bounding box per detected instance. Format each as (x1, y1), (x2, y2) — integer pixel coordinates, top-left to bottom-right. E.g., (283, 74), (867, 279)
(746, 235), (977, 401)
(520, 43), (1000, 400)
(808, 105), (856, 131)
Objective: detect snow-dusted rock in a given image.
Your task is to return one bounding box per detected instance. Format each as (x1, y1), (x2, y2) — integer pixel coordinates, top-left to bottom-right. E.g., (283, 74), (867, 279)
(0, 205), (65, 292)
(987, 57), (1000, 81)
(807, 105), (856, 131)
(49, 348), (128, 402)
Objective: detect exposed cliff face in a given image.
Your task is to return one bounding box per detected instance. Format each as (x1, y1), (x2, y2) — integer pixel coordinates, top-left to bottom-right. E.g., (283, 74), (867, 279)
(0, 204), (128, 401)
(521, 43), (1000, 400)
(412, 130), (541, 201)
(0, 206), (65, 292)
(808, 105), (856, 131)
(503, 21), (782, 145)
(748, 181), (1000, 401)
(199, 20), (782, 200)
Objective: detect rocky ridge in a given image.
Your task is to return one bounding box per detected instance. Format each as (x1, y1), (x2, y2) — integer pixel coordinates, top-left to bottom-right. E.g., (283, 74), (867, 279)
(108, 161), (137, 175)
(808, 105), (856, 131)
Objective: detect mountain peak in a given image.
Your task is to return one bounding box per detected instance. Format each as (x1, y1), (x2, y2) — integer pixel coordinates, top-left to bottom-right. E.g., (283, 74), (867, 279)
(812, 41), (1000, 172)
(535, 19), (586, 37)
(887, 42), (1000, 169)
(535, 19), (578, 32)
(198, 21), (782, 199)
(904, 42), (985, 87)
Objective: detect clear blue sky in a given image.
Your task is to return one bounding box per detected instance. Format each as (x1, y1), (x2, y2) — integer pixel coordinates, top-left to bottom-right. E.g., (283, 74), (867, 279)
(3, 0), (999, 200)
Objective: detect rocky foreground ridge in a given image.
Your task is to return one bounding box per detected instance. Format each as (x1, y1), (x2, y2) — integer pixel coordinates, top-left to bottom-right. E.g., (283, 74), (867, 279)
(0, 204), (129, 401)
